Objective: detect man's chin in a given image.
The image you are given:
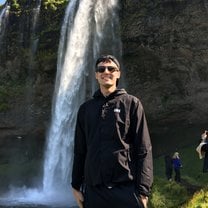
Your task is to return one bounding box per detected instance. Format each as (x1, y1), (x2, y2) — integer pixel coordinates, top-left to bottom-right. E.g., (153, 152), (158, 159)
(103, 83), (114, 88)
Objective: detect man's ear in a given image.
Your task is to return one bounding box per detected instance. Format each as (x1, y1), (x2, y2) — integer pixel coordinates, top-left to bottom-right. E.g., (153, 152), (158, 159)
(117, 70), (121, 79)
(95, 72), (98, 80)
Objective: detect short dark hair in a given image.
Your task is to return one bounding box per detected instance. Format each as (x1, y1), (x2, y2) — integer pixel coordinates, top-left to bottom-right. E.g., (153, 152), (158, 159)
(95, 55), (120, 70)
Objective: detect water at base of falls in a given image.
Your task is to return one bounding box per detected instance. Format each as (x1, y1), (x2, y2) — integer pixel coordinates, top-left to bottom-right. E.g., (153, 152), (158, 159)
(0, 205), (78, 208)
(0, 187), (77, 208)
(0, 205), (77, 208)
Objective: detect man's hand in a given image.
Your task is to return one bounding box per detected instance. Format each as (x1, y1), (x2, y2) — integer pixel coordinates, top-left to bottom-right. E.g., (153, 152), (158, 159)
(201, 130), (208, 140)
(139, 195), (148, 208)
(72, 188), (84, 208)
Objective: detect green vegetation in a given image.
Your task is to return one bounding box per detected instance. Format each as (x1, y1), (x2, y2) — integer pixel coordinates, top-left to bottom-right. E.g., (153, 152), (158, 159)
(9, 0), (68, 12)
(149, 177), (188, 208)
(1, 0), (68, 82)
(182, 188), (208, 208)
(43, 0), (68, 10)
(11, 0), (20, 9)
(10, 0), (21, 15)
(151, 145), (208, 207)
(0, 83), (24, 112)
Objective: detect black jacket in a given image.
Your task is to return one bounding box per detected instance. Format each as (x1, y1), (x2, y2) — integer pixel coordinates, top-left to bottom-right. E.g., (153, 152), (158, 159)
(71, 89), (153, 196)
(202, 143), (208, 172)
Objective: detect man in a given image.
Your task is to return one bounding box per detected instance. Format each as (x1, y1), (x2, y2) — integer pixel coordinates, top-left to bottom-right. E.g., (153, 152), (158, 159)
(196, 130), (208, 172)
(71, 55), (153, 208)
(164, 155), (173, 181)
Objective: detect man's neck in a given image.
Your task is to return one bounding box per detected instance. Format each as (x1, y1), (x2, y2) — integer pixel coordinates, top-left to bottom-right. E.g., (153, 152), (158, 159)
(100, 86), (117, 97)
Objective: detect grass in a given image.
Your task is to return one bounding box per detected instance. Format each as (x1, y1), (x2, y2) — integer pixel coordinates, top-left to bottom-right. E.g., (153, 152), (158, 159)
(151, 144), (208, 208)
(149, 177), (188, 208)
(181, 187), (208, 208)
(154, 144), (208, 184)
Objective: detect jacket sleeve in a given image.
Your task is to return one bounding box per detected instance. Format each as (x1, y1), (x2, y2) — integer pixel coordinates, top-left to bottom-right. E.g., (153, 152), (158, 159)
(71, 106), (87, 191)
(131, 99), (153, 197)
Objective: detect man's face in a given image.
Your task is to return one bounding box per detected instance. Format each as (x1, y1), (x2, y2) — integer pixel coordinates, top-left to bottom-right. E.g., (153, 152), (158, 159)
(95, 60), (120, 88)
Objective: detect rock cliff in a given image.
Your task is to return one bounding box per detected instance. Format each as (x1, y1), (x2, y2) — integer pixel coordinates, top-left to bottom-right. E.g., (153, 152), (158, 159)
(121, 0), (208, 129)
(0, 0), (208, 145)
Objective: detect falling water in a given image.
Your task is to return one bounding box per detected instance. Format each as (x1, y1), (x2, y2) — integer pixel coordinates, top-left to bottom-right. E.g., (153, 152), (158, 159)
(0, 3), (9, 35)
(29, 0), (41, 55)
(42, 0), (122, 204)
(0, 3), (10, 58)
(43, 0), (121, 193)
(24, 0), (42, 127)
(31, 0), (41, 33)
(0, 0), (121, 207)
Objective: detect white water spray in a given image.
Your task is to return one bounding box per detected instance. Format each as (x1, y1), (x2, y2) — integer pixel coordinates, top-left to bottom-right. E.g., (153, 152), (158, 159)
(0, 0), (121, 207)
(0, 3), (10, 51)
(43, 0), (121, 194)
(0, 3), (9, 33)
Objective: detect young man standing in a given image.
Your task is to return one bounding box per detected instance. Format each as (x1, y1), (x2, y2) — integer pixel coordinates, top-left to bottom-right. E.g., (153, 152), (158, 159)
(71, 55), (153, 208)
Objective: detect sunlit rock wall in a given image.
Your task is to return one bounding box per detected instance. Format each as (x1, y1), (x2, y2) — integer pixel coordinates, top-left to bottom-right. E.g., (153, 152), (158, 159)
(121, 0), (208, 129)
(0, 1), (208, 156)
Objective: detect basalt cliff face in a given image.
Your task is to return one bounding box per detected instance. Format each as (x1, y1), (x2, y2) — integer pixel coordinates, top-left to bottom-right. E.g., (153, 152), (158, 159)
(0, 0), (208, 143)
(121, 0), (208, 131)
(121, 0), (208, 129)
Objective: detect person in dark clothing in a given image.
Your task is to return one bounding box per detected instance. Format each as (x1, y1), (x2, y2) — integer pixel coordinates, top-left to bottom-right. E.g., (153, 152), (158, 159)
(71, 55), (153, 208)
(201, 144), (208, 172)
(172, 152), (182, 182)
(164, 155), (173, 181)
(196, 131), (208, 172)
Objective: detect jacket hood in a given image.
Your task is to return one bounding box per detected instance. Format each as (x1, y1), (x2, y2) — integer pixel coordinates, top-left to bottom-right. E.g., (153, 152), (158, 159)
(93, 88), (127, 99)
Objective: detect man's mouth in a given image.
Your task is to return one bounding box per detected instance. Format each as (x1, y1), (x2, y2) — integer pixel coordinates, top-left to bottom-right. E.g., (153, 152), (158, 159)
(102, 75), (112, 80)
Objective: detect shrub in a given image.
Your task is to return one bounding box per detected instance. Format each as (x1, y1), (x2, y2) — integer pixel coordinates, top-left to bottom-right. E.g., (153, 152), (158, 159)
(149, 177), (188, 208)
(182, 187), (208, 208)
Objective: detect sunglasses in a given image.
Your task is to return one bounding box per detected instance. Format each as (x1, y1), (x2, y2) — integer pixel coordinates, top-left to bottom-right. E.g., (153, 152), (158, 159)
(96, 66), (119, 73)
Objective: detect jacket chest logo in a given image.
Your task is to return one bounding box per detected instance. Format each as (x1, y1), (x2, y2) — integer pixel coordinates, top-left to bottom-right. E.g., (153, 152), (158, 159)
(114, 108), (120, 113)
(101, 103), (120, 119)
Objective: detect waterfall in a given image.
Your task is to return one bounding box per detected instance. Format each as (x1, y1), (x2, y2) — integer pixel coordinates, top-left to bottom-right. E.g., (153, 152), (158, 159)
(0, 3), (10, 58)
(43, 0), (122, 193)
(31, 0), (41, 34)
(29, 0), (41, 54)
(0, 3), (9, 36)
(27, 0), (42, 77)
(25, 0), (42, 124)
(42, 0), (122, 203)
(0, 0), (122, 206)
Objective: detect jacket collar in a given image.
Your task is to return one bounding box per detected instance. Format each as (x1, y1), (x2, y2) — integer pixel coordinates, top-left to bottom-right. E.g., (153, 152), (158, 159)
(93, 88), (127, 99)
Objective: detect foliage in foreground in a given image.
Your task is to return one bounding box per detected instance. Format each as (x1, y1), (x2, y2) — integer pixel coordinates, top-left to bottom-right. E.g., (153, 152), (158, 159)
(182, 187), (208, 208)
(149, 177), (188, 208)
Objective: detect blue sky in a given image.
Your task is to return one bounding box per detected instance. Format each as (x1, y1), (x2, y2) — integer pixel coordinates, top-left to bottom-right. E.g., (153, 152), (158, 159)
(0, 0), (6, 5)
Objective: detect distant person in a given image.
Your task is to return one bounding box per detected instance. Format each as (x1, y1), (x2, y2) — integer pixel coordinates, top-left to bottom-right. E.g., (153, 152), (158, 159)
(172, 152), (182, 182)
(196, 130), (208, 172)
(164, 155), (173, 181)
